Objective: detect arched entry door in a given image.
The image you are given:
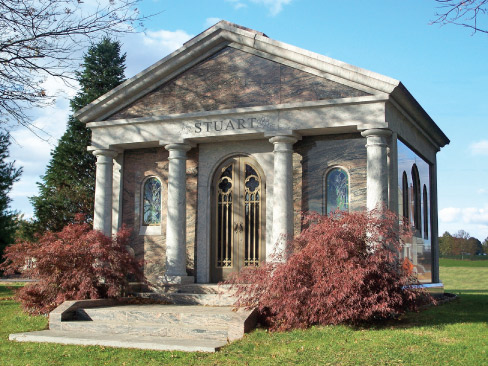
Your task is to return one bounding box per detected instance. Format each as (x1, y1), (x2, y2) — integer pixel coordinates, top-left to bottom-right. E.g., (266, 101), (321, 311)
(210, 156), (266, 282)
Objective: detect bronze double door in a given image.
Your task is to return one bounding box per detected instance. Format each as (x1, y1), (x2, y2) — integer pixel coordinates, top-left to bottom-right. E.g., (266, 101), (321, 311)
(211, 156), (265, 282)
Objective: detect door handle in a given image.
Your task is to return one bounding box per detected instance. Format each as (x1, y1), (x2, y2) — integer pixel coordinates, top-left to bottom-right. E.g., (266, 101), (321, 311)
(239, 223), (244, 232)
(234, 223), (239, 232)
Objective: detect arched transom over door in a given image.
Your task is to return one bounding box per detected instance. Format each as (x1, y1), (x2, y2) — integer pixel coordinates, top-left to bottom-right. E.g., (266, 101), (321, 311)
(211, 156), (266, 282)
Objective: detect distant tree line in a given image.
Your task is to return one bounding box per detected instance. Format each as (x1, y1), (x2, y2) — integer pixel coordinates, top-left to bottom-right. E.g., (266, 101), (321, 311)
(439, 230), (488, 257)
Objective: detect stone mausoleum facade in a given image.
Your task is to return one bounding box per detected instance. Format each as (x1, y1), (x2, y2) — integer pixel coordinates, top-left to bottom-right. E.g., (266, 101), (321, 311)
(75, 21), (449, 287)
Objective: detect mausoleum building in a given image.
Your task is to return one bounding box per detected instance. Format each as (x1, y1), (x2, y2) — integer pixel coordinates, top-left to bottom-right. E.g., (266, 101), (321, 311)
(75, 21), (449, 287)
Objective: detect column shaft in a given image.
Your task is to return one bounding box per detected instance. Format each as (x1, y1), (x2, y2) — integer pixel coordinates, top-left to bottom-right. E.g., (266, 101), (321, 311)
(93, 149), (118, 236)
(165, 143), (191, 278)
(269, 135), (297, 259)
(361, 129), (392, 212)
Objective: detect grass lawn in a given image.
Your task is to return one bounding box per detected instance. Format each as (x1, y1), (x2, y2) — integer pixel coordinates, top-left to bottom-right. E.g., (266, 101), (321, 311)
(1, 265), (487, 366)
(440, 257), (488, 268)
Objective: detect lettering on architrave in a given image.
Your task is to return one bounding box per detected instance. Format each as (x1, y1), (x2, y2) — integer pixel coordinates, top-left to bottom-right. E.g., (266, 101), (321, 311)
(180, 116), (281, 135)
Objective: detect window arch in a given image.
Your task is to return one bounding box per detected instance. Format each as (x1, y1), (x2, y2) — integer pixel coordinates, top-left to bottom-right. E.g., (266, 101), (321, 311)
(423, 184), (429, 239)
(142, 177), (162, 226)
(326, 167), (349, 214)
(411, 164), (421, 234)
(402, 171), (409, 221)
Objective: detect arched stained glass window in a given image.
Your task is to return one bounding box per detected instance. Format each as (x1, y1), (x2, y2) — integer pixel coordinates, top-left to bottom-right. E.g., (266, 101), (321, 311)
(143, 177), (161, 226)
(326, 168), (349, 214)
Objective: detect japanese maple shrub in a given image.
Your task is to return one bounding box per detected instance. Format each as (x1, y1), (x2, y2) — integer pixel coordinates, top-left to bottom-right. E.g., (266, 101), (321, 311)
(227, 210), (430, 331)
(1, 217), (144, 314)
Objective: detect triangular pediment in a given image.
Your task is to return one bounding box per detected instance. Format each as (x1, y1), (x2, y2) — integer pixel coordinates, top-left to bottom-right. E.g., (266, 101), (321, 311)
(108, 47), (370, 120)
(75, 21), (407, 123)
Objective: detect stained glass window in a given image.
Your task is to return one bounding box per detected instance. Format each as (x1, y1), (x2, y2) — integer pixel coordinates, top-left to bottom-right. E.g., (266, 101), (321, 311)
(143, 177), (161, 226)
(326, 168), (349, 214)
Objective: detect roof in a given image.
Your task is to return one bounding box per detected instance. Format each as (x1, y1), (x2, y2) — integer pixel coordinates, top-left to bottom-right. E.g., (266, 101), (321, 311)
(74, 20), (449, 148)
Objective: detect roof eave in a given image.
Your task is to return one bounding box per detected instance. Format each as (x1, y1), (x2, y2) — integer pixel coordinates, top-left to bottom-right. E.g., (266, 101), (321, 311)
(390, 83), (450, 149)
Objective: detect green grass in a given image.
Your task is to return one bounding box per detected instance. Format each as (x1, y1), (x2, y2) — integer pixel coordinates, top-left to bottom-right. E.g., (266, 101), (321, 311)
(440, 257), (488, 268)
(1, 266), (487, 366)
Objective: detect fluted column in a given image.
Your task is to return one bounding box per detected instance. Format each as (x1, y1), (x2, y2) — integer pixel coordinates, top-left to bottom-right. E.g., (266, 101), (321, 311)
(361, 129), (392, 212)
(164, 143), (193, 283)
(93, 149), (118, 236)
(269, 135), (298, 259)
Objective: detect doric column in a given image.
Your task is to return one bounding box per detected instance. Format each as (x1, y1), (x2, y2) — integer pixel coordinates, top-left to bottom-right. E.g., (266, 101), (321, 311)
(164, 143), (193, 283)
(361, 129), (392, 212)
(92, 149), (118, 236)
(269, 135), (298, 259)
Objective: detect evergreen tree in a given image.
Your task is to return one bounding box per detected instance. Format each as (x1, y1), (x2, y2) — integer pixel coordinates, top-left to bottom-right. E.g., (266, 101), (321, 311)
(0, 132), (22, 256)
(31, 38), (126, 232)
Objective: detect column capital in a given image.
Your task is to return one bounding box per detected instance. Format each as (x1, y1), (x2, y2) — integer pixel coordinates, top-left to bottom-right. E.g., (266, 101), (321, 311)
(163, 143), (192, 152)
(91, 148), (118, 158)
(269, 135), (298, 145)
(360, 128), (392, 138)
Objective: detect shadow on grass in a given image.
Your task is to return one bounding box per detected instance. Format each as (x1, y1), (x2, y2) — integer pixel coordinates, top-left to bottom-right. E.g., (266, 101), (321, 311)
(362, 292), (488, 331)
(447, 289), (488, 294)
(0, 285), (18, 299)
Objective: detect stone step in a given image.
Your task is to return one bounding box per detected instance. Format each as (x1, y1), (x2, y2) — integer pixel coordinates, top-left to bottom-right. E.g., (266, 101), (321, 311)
(136, 292), (236, 306)
(9, 330), (226, 352)
(156, 284), (235, 294)
(50, 319), (229, 340)
(76, 304), (240, 324)
(11, 298), (258, 352)
(50, 303), (256, 342)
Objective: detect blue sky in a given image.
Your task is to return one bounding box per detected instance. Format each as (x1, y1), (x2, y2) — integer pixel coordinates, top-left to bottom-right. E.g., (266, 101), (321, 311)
(7, 0), (488, 240)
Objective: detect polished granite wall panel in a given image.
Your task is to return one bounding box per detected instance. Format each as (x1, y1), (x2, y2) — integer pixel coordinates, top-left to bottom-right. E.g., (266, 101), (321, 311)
(397, 140), (432, 283)
(109, 47), (370, 120)
(122, 147), (198, 283)
(296, 134), (367, 215)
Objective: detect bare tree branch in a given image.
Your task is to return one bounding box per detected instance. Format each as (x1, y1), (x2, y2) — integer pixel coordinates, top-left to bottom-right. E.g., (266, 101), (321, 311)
(0, 0), (154, 131)
(432, 0), (488, 34)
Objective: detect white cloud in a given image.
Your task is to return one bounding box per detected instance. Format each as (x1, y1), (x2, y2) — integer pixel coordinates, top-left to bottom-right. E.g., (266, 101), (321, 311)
(226, 0), (292, 14)
(439, 206), (488, 240)
(470, 140), (488, 155)
(226, 0), (248, 10)
(439, 207), (461, 223)
(8, 97), (70, 214)
(461, 207), (488, 225)
(205, 18), (222, 29)
(250, 0), (293, 15)
(440, 205), (488, 226)
(478, 188), (487, 194)
(121, 29), (194, 78)
(143, 30), (193, 53)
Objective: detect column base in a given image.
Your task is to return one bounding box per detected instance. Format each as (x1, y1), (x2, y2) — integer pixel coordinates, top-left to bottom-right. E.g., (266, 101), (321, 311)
(158, 275), (195, 285)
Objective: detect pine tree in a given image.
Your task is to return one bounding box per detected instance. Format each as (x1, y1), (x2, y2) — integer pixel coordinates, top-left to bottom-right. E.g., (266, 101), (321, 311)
(0, 132), (22, 256)
(31, 38), (126, 232)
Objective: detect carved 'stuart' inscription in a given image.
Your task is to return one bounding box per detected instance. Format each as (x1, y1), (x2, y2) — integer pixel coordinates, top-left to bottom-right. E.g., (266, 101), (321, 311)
(192, 117), (275, 134)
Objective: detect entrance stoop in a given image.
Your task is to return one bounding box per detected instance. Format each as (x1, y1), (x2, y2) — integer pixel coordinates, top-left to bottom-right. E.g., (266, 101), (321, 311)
(9, 285), (257, 353)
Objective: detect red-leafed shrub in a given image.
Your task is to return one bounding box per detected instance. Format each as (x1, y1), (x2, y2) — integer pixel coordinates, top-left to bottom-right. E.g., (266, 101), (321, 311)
(0, 219), (144, 314)
(226, 210), (432, 331)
